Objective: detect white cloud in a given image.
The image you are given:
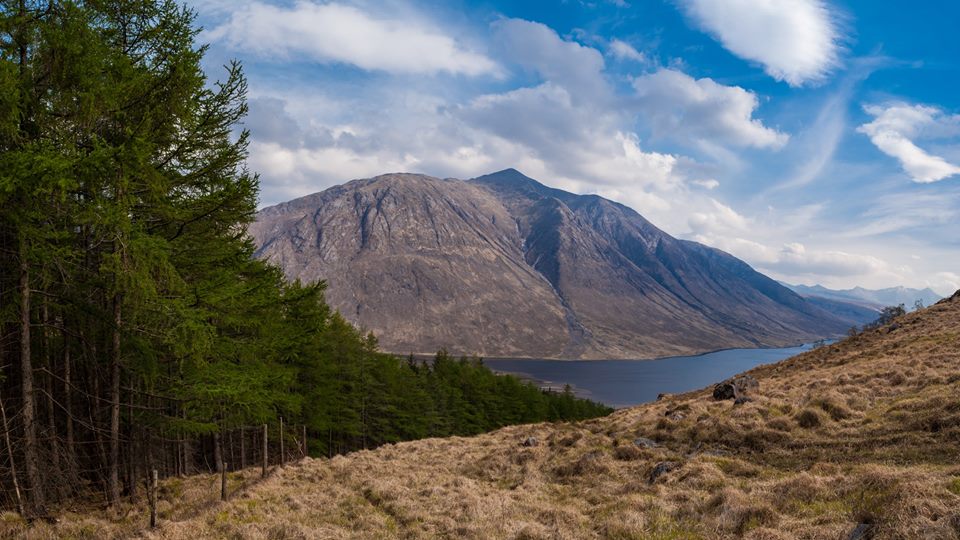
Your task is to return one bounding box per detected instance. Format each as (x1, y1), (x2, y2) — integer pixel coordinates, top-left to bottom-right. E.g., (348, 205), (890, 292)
(695, 235), (887, 279)
(608, 39), (646, 63)
(772, 243), (887, 277)
(688, 199), (750, 234)
(632, 69), (788, 149)
(679, 0), (841, 86)
(205, 1), (499, 76)
(693, 179), (720, 189)
(491, 19), (607, 99)
(932, 272), (959, 297)
(857, 103), (960, 183)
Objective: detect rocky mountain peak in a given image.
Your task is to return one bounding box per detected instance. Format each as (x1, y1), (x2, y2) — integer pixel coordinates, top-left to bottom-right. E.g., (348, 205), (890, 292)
(251, 170), (853, 359)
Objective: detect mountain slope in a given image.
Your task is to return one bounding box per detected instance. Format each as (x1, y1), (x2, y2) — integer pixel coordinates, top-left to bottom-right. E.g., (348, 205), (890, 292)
(37, 291), (960, 538)
(251, 169), (852, 359)
(786, 283), (943, 311)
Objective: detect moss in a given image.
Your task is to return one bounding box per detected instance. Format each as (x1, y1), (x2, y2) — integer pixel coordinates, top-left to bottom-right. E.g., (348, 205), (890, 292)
(641, 512), (703, 540)
(948, 477), (960, 496)
(789, 498), (850, 518)
(159, 477), (185, 501)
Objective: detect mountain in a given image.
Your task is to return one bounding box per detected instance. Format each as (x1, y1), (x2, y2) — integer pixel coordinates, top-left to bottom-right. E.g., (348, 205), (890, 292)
(250, 169), (853, 359)
(45, 291), (960, 538)
(800, 295), (880, 327)
(784, 283), (943, 311)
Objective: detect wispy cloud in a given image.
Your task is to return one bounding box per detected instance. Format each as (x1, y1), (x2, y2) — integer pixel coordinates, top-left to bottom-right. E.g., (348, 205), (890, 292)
(857, 103), (960, 183)
(678, 0), (842, 86)
(607, 39), (646, 63)
(205, 1), (499, 76)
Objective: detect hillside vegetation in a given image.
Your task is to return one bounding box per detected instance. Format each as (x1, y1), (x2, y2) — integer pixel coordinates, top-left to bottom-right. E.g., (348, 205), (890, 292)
(0, 1), (607, 518)
(18, 291), (960, 539)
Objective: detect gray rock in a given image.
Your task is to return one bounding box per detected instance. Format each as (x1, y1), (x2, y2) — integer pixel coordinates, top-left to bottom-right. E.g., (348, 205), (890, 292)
(648, 461), (679, 484)
(250, 170), (853, 360)
(521, 436), (539, 447)
(733, 396), (753, 405)
(633, 437), (659, 449)
(713, 375), (759, 401)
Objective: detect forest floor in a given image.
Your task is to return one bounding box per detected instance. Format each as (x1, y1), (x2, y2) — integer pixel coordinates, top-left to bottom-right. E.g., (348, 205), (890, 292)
(9, 292), (960, 539)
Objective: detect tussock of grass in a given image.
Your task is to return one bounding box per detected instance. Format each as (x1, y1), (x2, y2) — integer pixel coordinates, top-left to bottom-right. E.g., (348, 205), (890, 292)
(12, 294), (960, 539)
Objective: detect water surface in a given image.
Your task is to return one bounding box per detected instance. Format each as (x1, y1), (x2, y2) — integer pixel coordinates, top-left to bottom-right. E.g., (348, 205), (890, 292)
(485, 344), (814, 408)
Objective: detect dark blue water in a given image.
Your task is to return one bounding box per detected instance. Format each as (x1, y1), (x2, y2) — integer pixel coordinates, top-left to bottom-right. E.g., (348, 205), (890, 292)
(485, 344), (814, 408)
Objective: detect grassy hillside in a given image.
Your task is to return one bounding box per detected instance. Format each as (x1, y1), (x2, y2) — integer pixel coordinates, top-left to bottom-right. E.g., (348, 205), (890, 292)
(15, 292), (960, 539)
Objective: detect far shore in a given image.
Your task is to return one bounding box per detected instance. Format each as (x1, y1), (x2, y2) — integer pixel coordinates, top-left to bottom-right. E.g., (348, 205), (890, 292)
(399, 339), (826, 363)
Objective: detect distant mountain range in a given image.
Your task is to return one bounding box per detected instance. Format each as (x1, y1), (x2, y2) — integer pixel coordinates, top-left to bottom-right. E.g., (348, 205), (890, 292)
(783, 283), (942, 312)
(251, 169), (857, 359)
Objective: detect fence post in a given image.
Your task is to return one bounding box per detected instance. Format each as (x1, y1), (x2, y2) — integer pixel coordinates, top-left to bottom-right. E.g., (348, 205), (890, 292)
(261, 424), (268, 478)
(149, 469), (158, 528)
(240, 426), (246, 470)
(301, 425), (307, 458)
(220, 462), (228, 502)
(279, 416), (284, 467)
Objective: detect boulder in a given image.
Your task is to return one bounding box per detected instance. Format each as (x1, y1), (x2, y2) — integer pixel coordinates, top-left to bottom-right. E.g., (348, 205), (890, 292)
(521, 436), (539, 447)
(713, 375), (759, 401)
(648, 461), (679, 484)
(733, 396), (753, 406)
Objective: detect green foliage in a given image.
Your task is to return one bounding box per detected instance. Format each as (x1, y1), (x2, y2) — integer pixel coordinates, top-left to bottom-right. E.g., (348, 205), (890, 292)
(0, 0), (611, 508)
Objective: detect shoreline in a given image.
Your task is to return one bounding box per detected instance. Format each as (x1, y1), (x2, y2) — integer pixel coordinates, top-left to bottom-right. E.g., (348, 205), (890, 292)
(401, 339), (823, 363)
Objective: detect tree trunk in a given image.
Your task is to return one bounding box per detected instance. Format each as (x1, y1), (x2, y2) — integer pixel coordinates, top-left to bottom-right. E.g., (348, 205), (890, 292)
(0, 386), (24, 516)
(108, 294), (121, 506)
(42, 302), (60, 491)
(63, 337), (74, 469)
(213, 432), (222, 475)
(261, 424), (267, 478)
(19, 243), (44, 513)
(240, 426), (246, 470)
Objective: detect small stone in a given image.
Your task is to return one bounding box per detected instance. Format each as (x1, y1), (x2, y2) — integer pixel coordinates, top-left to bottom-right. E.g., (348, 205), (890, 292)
(733, 396), (752, 406)
(656, 393), (670, 401)
(521, 436), (538, 447)
(633, 437), (659, 449)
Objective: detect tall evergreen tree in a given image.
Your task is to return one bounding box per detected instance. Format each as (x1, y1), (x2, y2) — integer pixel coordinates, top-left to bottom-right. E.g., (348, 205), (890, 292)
(0, 0), (612, 516)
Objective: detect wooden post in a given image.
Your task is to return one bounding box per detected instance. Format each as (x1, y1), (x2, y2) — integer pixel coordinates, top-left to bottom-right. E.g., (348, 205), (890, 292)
(220, 462), (228, 502)
(240, 426), (246, 470)
(301, 425), (307, 458)
(261, 424), (268, 478)
(149, 469), (158, 528)
(279, 417), (284, 466)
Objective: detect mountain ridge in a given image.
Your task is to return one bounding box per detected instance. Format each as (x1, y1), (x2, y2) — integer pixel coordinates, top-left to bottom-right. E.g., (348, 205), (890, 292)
(250, 169), (854, 359)
(783, 282), (942, 312)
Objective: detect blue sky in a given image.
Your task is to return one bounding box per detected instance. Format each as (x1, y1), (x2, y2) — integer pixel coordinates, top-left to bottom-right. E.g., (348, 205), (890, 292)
(189, 0), (960, 295)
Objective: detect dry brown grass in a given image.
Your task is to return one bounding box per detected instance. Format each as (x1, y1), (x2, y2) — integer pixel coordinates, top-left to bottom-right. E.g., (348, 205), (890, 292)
(11, 293), (960, 539)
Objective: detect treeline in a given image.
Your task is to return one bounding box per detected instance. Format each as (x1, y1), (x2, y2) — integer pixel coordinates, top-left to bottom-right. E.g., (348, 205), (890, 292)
(0, 0), (610, 516)
(307, 341), (612, 456)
